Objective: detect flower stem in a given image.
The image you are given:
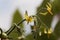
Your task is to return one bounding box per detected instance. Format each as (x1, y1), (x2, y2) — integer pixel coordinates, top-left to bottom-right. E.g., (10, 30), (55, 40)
(6, 19), (26, 35)
(36, 15), (49, 29)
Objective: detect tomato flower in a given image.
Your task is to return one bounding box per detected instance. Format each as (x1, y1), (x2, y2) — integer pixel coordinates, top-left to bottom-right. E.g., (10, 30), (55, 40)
(44, 28), (52, 38)
(24, 11), (34, 24)
(46, 2), (53, 15)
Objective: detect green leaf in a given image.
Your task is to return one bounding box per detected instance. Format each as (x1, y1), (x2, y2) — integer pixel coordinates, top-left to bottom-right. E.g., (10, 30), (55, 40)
(8, 9), (23, 40)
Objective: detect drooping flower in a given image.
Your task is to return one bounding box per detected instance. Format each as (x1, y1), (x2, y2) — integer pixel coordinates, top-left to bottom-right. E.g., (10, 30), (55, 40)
(46, 2), (53, 15)
(39, 2), (53, 16)
(47, 28), (52, 38)
(44, 28), (52, 38)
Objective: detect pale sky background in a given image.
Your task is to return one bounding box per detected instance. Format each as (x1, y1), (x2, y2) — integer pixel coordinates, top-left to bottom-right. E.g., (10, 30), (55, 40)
(0, 0), (43, 35)
(0, 0), (58, 35)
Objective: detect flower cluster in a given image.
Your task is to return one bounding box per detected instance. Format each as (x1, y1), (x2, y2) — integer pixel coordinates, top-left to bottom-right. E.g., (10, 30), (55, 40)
(40, 2), (53, 15)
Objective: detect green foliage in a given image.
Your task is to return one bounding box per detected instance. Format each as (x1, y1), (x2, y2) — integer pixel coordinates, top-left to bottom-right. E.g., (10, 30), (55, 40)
(11, 9), (23, 27)
(8, 9), (23, 40)
(24, 34), (34, 40)
(52, 0), (60, 13)
(36, 0), (60, 40)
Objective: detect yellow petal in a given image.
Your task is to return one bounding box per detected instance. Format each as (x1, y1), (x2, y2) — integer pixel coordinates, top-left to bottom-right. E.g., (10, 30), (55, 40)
(47, 2), (52, 8)
(46, 4), (51, 11)
(40, 12), (48, 15)
(48, 28), (52, 34)
(29, 16), (33, 22)
(25, 11), (29, 20)
(48, 10), (53, 15)
(44, 28), (47, 34)
(46, 4), (53, 15)
(47, 28), (52, 38)
(25, 16), (33, 24)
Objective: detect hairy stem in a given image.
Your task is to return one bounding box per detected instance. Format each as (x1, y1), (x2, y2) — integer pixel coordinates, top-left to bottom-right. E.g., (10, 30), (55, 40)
(6, 19), (26, 35)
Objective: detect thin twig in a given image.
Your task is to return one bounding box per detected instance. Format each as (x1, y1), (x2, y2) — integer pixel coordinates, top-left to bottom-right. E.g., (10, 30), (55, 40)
(6, 19), (26, 35)
(36, 15), (49, 29)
